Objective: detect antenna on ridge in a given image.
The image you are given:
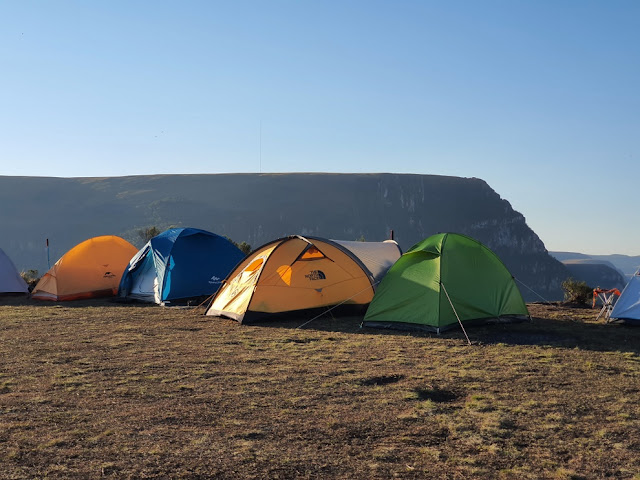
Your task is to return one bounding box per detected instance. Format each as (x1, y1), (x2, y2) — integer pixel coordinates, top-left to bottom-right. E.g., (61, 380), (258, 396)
(259, 120), (262, 174)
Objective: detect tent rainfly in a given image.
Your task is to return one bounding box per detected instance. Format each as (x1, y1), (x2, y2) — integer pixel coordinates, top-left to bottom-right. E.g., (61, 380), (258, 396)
(609, 271), (640, 324)
(363, 232), (530, 333)
(32, 236), (138, 301)
(0, 248), (29, 295)
(118, 227), (245, 305)
(206, 235), (400, 323)
(331, 239), (402, 283)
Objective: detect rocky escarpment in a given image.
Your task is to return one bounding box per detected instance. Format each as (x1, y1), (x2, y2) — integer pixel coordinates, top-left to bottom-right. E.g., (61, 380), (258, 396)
(0, 173), (569, 300)
(560, 261), (627, 291)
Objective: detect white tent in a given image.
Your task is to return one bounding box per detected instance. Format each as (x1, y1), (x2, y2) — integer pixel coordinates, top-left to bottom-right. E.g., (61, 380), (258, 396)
(332, 239), (402, 283)
(610, 272), (640, 323)
(0, 248), (29, 294)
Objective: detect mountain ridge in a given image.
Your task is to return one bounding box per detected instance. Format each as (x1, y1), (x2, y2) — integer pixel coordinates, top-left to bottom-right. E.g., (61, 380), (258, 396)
(551, 251), (640, 279)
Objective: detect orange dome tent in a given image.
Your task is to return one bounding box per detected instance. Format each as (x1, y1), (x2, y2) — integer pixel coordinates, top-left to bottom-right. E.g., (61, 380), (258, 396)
(32, 236), (138, 301)
(205, 235), (399, 323)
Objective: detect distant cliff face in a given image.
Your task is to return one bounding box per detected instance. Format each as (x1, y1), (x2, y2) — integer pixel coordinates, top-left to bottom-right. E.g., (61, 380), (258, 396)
(0, 173), (569, 300)
(552, 251), (640, 279)
(560, 262), (627, 291)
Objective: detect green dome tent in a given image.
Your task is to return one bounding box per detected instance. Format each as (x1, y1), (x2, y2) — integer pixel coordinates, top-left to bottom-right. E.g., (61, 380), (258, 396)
(363, 233), (529, 333)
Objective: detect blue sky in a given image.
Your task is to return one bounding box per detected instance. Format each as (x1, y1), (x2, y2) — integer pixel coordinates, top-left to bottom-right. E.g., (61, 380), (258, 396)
(1, 1), (638, 255)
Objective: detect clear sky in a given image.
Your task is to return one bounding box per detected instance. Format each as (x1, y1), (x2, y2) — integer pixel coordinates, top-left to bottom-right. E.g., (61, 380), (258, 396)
(1, 1), (638, 255)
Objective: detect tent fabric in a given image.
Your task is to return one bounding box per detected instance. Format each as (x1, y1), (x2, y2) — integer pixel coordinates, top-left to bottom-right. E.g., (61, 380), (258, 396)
(0, 248), (29, 294)
(32, 236), (138, 301)
(332, 239), (402, 283)
(363, 233), (529, 332)
(610, 272), (640, 323)
(206, 235), (379, 323)
(118, 228), (244, 305)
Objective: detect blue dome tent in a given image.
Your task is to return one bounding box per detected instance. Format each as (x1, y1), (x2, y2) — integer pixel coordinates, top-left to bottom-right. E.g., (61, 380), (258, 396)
(118, 228), (245, 305)
(610, 271), (640, 324)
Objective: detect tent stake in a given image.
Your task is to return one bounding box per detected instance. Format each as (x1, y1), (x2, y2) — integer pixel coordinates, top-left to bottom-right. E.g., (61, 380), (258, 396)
(440, 282), (472, 346)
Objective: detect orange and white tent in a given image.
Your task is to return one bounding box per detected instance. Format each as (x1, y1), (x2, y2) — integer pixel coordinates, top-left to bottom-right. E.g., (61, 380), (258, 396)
(32, 236), (138, 301)
(206, 235), (400, 323)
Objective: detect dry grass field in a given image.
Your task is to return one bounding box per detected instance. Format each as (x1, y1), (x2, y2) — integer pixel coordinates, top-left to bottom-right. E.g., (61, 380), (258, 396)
(1, 297), (639, 479)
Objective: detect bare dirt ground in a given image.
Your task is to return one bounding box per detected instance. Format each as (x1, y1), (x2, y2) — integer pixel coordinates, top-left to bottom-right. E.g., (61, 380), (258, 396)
(0, 297), (638, 479)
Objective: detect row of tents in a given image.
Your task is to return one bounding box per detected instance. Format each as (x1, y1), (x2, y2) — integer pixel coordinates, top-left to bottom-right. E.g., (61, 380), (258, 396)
(206, 233), (530, 333)
(2, 228), (639, 331)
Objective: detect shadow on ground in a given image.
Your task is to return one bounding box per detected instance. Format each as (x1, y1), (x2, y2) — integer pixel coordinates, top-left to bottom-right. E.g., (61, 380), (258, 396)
(2, 296), (639, 355)
(234, 304), (640, 355)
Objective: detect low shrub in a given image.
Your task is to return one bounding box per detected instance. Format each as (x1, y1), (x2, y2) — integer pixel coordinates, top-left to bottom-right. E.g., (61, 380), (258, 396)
(561, 277), (592, 305)
(20, 269), (40, 292)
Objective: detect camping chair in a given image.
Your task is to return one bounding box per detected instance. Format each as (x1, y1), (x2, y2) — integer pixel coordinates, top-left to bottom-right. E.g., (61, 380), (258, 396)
(592, 288), (621, 322)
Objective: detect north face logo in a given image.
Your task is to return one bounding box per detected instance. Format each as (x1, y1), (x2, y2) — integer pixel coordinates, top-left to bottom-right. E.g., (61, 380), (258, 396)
(208, 275), (222, 285)
(305, 270), (326, 281)
(103, 271), (116, 278)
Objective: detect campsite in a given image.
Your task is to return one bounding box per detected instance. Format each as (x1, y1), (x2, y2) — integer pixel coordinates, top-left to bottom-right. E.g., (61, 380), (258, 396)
(0, 296), (638, 479)
(3, 2), (639, 477)
(2, 232), (640, 478)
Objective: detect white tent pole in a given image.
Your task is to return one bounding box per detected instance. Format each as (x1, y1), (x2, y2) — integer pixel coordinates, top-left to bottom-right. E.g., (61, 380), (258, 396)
(440, 282), (471, 346)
